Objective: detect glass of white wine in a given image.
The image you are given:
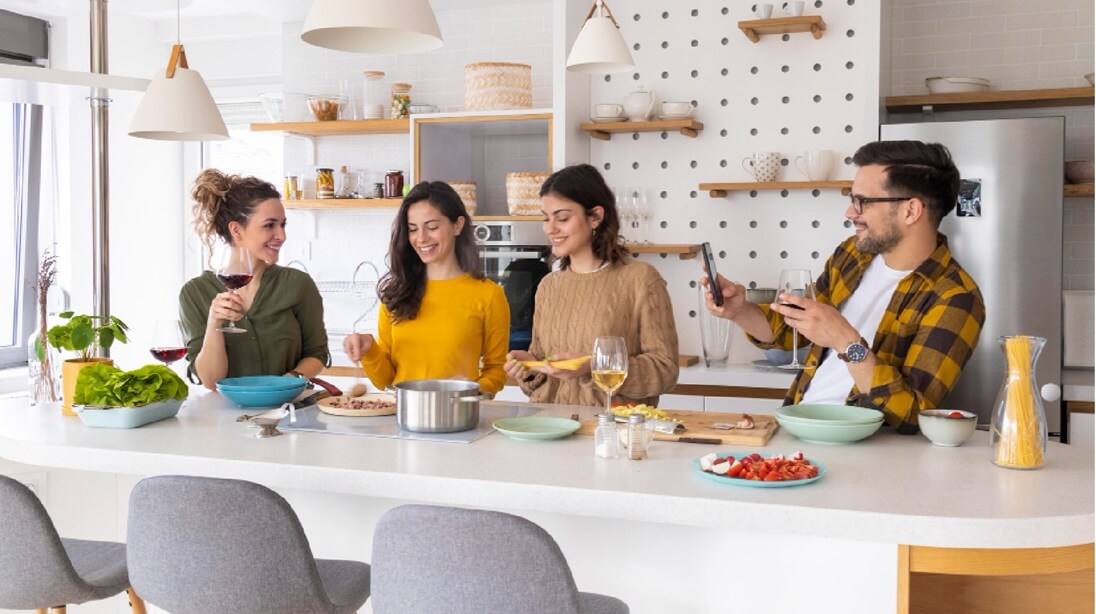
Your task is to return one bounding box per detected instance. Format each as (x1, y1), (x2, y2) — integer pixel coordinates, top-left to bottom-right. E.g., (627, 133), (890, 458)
(592, 336), (629, 415)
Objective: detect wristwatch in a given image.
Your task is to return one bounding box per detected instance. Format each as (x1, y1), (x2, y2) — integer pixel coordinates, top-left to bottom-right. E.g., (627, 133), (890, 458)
(838, 337), (870, 363)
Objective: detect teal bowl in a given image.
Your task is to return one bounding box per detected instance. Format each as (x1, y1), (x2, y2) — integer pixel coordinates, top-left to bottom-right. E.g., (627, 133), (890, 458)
(217, 375), (306, 392)
(217, 382), (307, 408)
(777, 403), (884, 426)
(776, 414), (883, 444)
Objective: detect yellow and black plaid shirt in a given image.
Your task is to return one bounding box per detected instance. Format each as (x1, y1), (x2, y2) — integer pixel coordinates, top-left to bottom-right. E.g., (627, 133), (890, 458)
(753, 233), (985, 434)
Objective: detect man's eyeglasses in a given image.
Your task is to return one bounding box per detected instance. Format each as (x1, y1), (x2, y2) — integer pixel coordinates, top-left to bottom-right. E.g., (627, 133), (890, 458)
(848, 194), (913, 215)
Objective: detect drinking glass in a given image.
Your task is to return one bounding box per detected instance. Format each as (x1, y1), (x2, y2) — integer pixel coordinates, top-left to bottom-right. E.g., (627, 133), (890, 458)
(216, 245), (254, 334)
(150, 319), (187, 365)
(635, 188), (652, 243)
(616, 187), (636, 244)
(776, 269), (814, 370)
(592, 336), (629, 415)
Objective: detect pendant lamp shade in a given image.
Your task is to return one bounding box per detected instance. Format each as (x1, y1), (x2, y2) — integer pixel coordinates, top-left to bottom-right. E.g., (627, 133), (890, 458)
(128, 45), (228, 141)
(566, 0), (634, 74)
(301, 0), (443, 54)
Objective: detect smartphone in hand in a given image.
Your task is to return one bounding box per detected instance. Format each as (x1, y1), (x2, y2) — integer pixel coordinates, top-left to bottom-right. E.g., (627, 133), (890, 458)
(701, 242), (723, 306)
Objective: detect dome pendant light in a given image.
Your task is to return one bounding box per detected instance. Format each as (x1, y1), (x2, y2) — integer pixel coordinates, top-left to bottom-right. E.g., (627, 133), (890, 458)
(301, 0), (443, 54)
(566, 0), (635, 74)
(128, 1), (227, 141)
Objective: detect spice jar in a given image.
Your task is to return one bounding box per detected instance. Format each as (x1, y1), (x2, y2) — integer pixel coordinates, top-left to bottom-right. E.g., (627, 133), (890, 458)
(594, 413), (619, 459)
(362, 70), (386, 119)
(627, 413), (648, 460)
(390, 82), (412, 119)
(384, 170), (404, 198)
(283, 175), (301, 200)
(316, 168), (335, 199)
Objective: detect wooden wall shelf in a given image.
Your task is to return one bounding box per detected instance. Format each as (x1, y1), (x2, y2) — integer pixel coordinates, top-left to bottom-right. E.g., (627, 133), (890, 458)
(626, 243), (701, 260)
(1065, 183), (1094, 197)
(885, 87), (1094, 112)
(580, 118), (703, 141)
(700, 180), (853, 198)
(284, 198), (402, 209)
(250, 118), (410, 136)
(738, 16), (826, 43)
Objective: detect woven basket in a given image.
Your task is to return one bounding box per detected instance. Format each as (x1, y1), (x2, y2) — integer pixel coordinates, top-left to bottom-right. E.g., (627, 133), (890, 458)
(506, 172), (549, 215)
(465, 62), (532, 111)
(447, 181), (477, 215)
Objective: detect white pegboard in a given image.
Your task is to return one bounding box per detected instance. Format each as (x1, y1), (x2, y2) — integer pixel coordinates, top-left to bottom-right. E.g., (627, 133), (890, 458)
(592, 0), (882, 362)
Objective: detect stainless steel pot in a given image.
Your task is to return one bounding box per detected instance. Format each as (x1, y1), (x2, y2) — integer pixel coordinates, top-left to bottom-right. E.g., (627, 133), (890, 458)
(392, 379), (483, 433)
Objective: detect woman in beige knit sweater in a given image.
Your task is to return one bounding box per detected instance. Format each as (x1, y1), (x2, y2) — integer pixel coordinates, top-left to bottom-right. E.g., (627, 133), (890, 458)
(503, 164), (679, 407)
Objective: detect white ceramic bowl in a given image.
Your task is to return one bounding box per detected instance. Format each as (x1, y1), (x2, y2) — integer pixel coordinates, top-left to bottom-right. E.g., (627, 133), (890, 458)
(659, 101), (694, 117)
(918, 409), (976, 447)
(925, 76), (990, 94)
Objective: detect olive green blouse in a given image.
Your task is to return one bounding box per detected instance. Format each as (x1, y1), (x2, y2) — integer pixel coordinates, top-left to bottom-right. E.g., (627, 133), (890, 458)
(179, 265), (331, 383)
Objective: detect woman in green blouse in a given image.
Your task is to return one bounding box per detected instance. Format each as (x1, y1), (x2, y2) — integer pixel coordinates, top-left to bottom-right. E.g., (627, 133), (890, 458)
(179, 169), (330, 388)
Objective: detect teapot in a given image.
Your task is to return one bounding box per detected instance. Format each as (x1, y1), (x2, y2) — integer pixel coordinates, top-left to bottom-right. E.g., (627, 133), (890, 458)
(623, 86), (656, 122)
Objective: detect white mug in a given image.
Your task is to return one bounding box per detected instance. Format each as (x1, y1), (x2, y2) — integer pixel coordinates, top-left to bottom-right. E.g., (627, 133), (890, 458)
(594, 103), (623, 118)
(742, 152), (781, 182)
(755, 3), (774, 19)
(794, 150), (836, 181)
(783, 1), (804, 16)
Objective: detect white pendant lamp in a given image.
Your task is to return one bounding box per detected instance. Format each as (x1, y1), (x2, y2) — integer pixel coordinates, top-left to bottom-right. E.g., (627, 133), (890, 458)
(128, 2), (227, 141)
(566, 0), (635, 74)
(301, 0), (443, 54)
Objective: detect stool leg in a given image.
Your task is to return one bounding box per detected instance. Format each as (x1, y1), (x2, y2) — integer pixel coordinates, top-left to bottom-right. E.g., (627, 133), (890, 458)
(127, 587), (147, 614)
(34, 609), (47, 614)
(48, 607), (66, 613)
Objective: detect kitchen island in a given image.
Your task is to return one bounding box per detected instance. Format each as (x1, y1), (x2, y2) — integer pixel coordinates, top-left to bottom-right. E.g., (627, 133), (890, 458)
(0, 390), (1091, 614)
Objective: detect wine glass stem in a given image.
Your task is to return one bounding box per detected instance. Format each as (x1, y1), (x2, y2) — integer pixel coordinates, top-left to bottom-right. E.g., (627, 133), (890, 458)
(791, 328), (800, 367)
(606, 390), (612, 415)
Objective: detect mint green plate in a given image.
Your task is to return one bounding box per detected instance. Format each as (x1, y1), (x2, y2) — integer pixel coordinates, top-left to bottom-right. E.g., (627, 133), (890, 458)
(492, 417), (581, 441)
(692, 451), (826, 488)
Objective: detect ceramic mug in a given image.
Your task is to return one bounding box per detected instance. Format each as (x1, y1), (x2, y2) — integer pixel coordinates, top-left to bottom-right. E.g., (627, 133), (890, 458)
(794, 150), (836, 181)
(660, 101), (693, 118)
(755, 3), (774, 19)
(783, 1), (804, 16)
(742, 152), (781, 182)
(594, 103), (623, 118)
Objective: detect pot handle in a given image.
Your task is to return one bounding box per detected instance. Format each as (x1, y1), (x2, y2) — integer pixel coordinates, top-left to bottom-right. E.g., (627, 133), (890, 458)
(454, 393), (490, 404)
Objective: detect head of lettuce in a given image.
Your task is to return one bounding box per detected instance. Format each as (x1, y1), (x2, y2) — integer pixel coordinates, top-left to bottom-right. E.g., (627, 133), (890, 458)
(74, 363), (188, 407)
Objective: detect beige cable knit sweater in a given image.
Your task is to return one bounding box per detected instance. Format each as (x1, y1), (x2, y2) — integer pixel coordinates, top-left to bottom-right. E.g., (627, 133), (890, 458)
(519, 258), (679, 407)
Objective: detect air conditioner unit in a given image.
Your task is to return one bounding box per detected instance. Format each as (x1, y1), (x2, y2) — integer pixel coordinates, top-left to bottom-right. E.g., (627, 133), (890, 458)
(0, 9), (49, 67)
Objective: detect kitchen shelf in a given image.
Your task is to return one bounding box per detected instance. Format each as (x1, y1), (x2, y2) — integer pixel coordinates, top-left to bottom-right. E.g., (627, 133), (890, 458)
(700, 180), (853, 198)
(284, 198), (402, 209)
(579, 118), (703, 141)
(625, 243), (702, 260)
(738, 16), (826, 43)
(250, 118), (410, 136)
(472, 215), (542, 222)
(1065, 183), (1094, 197)
(885, 87), (1094, 112)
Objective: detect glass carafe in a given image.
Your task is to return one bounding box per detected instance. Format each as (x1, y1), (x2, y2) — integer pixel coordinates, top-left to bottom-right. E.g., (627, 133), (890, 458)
(990, 335), (1048, 470)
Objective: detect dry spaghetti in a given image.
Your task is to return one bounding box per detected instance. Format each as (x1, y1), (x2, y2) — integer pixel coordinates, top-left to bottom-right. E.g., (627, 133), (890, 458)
(992, 336), (1045, 469)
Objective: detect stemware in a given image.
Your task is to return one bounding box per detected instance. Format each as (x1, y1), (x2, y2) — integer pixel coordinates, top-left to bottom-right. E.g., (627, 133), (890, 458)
(616, 187), (636, 244)
(150, 319), (187, 365)
(216, 245), (254, 334)
(591, 336), (629, 415)
(776, 269), (814, 370)
(634, 188), (652, 243)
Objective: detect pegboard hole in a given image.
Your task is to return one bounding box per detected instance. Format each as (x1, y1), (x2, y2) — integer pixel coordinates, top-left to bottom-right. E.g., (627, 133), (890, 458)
(659, 190), (668, 198)
(719, 221), (728, 228)
(721, 98), (729, 106)
(721, 37), (729, 45)
(750, 66), (759, 74)
(633, 43), (641, 51)
(780, 158), (789, 166)
(750, 97), (759, 105)
(813, 94), (822, 102)
(843, 220), (853, 228)
(633, 73), (640, 80)
(721, 68), (729, 76)
(846, 61), (855, 69)
(811, 251), (821, 259)
(844, 125), (854, 133)
(632, 133), (640, 141)
(689, 191), (698, 198)
(604, 75), (611, 82)
(749, 220), (758, 228)
(811, 220), (820, 228)
(661, 132), (669, 140)
(689, 280), (698, 288)
(660, 162), (668, 169)
(780, 127), (789, 135)
(661, 71), (669, 79)
(749, 190), (758, 198)
(661, 11), (669, 18)
(691, 69), (699, 77)
(846, 93), (854, 101)
(633, 13), (641, 21)
(632, 162), (640, 169)
(812, 126), (821, 134)
(844, 156), (854, 164)
(690, 160), (698, 168)
(691, 40), (699, 48)
(688, 310), (697, 318)
(604, 162), (611, 170)
(811, 189), (821, 197)
(660, 221), (669, 228)
(750, 128), (758, 136)
(816, 1), (824, 7)
(689, 221), (698, 228)
(781, 65), (790, 73)
(779, 220), (788, 228)
(813, 63), (822, 71)
(722, 7), (729, 15)
(719, 159), (728, 167)
(748, 281), (758, 289)
(781, 34), (790, 41)
(780, 251), (789, 259)
(781, 189), (790, 197)
(691, 9), (699, 16)
(718, 250), (727, 258)
(782, 96), (790, 104)
(749, 251), (758, 259)
(661, 41), (669, 49)
(846, 29), (855, 37)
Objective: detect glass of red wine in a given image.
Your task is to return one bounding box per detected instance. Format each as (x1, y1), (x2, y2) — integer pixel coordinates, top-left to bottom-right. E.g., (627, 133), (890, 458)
(216, 245), (254, 334)
(150, 319), (187, 365)
(776, 269), (814, 370)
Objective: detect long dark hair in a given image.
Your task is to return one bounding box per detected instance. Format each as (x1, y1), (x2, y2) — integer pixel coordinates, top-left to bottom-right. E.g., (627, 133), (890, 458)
(191, 168), (280, 266)
(539, 164), (629, 270)
(378, 181), (482, 322)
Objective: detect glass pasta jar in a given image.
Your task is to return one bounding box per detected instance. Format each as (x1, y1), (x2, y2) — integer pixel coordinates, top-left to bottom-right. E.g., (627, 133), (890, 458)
(990, 335), (1048, 470)
(316, 168), (335, 199)
(390, 82), (411, 119)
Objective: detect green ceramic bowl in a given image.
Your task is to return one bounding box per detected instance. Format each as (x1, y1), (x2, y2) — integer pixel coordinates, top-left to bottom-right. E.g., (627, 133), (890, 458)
(775, 414), (883, 444)
(777, 403), (884, 426)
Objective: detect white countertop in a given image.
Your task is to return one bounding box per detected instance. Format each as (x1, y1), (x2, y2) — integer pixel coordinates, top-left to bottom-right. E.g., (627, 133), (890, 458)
(0, 391), (1090, 550)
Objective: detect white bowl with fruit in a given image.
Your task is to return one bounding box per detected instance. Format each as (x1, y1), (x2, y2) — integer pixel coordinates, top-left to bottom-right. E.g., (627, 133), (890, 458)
(918, 409), (977, 447)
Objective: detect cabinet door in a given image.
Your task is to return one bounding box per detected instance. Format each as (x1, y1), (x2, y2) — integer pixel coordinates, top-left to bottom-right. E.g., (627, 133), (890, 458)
(705, 396), (783, 414)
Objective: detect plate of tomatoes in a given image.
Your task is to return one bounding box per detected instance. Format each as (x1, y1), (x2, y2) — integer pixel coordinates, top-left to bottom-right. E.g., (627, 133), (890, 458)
(692, 451), (825, 488)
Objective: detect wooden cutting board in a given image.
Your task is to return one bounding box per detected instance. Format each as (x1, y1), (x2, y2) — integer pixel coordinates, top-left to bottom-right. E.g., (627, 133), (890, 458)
(575, 409), (778, 446)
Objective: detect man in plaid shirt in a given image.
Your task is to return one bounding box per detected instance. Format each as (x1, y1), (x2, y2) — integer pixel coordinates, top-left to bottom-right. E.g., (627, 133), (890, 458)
(703, 140), (985, 434)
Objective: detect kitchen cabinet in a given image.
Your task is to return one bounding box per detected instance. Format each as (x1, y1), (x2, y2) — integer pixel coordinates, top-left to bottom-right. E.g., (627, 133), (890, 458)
(579, 118), (703, 141)
(700, 180), (853, 198)
(738, 15), (827, 43)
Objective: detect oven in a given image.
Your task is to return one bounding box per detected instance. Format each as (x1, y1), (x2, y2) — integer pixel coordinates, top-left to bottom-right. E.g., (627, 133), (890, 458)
(473, 221), (551, 351)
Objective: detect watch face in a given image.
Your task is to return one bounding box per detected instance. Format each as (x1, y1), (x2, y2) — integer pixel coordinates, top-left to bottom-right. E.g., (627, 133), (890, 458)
(846, 342), (868, 362)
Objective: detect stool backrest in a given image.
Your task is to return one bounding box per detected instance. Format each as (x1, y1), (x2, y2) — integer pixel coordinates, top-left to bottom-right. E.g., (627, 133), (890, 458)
(371, 504), (582, 614)
(127, 475), (334, 613)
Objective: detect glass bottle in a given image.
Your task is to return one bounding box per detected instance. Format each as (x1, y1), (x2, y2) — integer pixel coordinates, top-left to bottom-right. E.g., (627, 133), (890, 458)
(362, 70), (386, 119)
(27, 324), (60, 405)
(627, 413), (648, 460)
(594, 413), (619, 458)
(337, 79), (358, 120)
(316, 168), (335, 199)
(390, 82), (412, 119)
(991, 335), (1048, 470)
(336, 165), (352, 198)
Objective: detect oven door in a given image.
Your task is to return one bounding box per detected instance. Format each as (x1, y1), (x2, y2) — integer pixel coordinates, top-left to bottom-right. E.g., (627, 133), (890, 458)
(480, 245), (551, 351)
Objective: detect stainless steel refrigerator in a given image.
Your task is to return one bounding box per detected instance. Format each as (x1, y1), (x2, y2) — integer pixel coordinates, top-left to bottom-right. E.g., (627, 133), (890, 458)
(881, 117), (1064, 436)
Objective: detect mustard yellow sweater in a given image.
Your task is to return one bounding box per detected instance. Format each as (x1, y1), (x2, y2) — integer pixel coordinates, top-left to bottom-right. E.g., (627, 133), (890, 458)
(360, 274), (510, 393)
(519, 259), (679, 406)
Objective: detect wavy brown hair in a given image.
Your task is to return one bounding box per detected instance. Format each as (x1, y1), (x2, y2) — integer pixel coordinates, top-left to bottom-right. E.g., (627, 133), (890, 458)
(378, 181), (482, 322)
(539, 164), (629, 270)
(191, 168), (280, 266)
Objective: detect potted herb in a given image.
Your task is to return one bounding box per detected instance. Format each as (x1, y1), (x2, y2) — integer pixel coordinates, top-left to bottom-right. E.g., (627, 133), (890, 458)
(47, 311), (130, 416)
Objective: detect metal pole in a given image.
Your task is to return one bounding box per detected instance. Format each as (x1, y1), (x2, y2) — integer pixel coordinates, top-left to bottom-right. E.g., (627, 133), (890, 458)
(89, 0), (111, 356)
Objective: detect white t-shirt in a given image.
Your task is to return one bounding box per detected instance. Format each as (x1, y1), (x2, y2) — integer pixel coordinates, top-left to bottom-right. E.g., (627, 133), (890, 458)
(800, 256), (911, 404)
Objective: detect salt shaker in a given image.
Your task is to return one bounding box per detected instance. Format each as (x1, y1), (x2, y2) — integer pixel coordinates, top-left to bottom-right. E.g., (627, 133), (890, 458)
(627, 413), (648, 460)
(594, 413), (619, 459)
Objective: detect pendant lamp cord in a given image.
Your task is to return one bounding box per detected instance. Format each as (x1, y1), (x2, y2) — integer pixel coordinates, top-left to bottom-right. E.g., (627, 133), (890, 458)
(176, 0), (181, 44)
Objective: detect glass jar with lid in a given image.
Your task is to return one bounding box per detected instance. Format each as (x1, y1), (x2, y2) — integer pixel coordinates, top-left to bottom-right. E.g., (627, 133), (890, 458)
(316, 168), (335, 199)
(362, 70), (386, 119)
(390, 82), (412, 119)
(383, 170), (405, 198)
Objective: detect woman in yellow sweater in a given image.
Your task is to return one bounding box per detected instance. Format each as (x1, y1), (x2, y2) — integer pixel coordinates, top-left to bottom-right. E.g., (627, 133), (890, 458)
(343, 182), (510, 394)
(503, 164), (679, 406)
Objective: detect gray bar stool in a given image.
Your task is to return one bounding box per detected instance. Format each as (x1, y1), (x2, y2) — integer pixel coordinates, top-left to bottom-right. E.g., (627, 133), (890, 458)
(371, 504), (629, 614)
(0, 474), (146, 614)
(126, 475), (371, 614)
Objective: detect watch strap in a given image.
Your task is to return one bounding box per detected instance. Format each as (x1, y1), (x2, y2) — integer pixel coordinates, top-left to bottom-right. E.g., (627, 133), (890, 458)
(838, 337), (869, 362)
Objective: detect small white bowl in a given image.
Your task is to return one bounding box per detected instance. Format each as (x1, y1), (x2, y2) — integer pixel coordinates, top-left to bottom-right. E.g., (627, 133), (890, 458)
(918, 409), (976, 447)
(925, 76), (990, 94)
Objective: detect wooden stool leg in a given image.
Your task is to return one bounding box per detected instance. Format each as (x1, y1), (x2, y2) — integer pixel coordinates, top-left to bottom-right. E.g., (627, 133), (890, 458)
(48, 607), (66, 614)
(34, 609), (47, 614)
(128, 587), (148, 614)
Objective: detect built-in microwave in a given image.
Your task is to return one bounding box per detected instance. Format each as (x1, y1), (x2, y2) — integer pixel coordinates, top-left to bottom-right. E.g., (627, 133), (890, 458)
(473, 222), (550, 351)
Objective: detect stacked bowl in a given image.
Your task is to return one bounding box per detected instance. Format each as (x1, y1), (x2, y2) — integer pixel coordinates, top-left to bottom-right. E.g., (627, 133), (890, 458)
(775, 404), (884, 444)
(217, 375), (308, 408)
